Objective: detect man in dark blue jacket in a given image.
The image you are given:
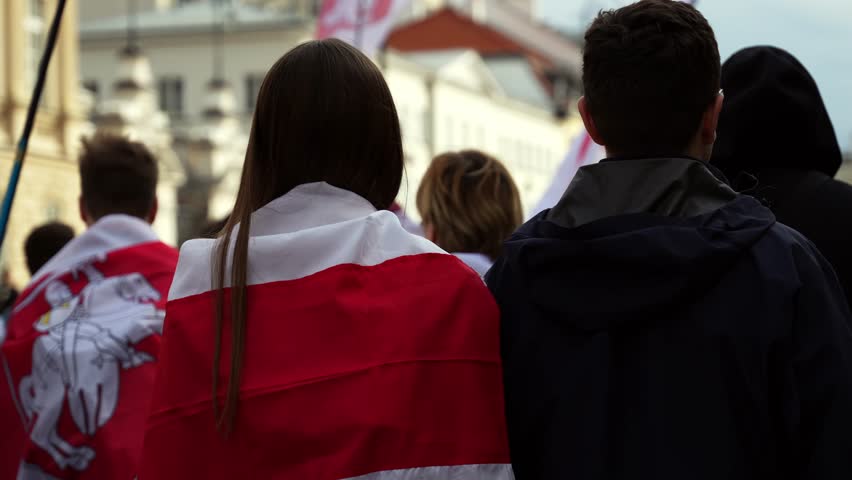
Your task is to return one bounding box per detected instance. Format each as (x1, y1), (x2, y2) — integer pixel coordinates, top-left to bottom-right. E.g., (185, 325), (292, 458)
(486, 1), (852, 478)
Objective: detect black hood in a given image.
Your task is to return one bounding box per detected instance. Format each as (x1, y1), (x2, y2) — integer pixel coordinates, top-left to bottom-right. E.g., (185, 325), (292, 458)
(711, 46), (841, 178)
(496, 196), (775, 332)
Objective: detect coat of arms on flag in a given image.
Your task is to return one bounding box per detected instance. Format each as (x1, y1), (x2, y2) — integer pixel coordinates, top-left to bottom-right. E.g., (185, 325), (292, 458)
(0, 216), (178, 479)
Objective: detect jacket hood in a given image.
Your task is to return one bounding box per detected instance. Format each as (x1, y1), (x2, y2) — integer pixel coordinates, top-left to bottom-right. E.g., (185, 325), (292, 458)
(711, 46), (841, 178)
(500, 197), (775, 331)
(492, 158), (777, 332)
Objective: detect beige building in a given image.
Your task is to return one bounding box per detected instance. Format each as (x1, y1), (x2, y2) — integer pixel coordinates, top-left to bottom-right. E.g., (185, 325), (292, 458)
(0, 0), (90, 288)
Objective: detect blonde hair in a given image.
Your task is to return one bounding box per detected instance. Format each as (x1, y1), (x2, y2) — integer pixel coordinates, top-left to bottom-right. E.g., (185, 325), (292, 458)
(417, 150), (523, 260)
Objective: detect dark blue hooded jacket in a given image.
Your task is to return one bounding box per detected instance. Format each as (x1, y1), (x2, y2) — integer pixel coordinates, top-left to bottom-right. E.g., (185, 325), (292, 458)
(487, 157), (852, 479)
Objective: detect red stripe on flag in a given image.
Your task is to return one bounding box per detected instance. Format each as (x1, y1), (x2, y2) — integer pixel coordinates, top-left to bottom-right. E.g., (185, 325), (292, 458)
(141, 253), (510, 479)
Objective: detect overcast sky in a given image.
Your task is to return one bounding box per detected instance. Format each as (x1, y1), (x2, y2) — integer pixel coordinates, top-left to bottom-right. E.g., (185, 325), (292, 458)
(536, 0), (852, 150)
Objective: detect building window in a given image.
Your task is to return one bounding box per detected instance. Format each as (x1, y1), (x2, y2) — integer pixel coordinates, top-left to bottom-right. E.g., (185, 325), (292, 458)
(245, 74), (264, 113)
(158, 76), (184, 116)
(24, 0), (45, 96)
(83, 80), (99, 102)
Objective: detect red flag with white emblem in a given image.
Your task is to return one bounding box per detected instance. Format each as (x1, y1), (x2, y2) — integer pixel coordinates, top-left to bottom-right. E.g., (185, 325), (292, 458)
(0, 216), (178, 479)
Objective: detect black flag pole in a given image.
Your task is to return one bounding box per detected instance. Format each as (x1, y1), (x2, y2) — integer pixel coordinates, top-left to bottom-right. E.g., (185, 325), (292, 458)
(0, 0), (68, 256)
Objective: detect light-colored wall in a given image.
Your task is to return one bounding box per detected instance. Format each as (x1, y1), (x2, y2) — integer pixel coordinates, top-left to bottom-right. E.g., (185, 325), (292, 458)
(384, 64), (433, 210)
(0, 153), (83, 287)
(80, 0), (173, 23)
(0, 0), (90, 288)
(384, 54), (569, 218)
(838, 160), (852, 184)
(81, 23), (570, 227)
(431, 81), (567, 213)
(81, 28), (313, 123)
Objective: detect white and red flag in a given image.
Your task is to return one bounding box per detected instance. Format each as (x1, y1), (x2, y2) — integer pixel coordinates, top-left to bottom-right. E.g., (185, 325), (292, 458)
(316, 0), (412, 56)
(140, 182), (512, 479)
(0, 215), (178, 479)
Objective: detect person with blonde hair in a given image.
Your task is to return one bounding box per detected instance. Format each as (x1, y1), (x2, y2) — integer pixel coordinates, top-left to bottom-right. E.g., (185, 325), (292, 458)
(417, 150), (523, 276)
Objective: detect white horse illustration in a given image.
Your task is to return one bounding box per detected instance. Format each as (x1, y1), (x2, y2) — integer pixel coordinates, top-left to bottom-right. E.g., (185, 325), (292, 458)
(17, 266), (163, 472)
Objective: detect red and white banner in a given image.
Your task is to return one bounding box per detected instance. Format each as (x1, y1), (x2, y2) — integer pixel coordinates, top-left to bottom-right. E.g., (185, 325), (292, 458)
(140, 182), (512, 479)
(0, 216), (178, 479)
(316, 0), (412, 56)
(530, 130), (605, 217)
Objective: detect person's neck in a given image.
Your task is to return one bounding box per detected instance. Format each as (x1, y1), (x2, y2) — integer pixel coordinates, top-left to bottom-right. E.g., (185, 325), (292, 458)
(605, 143), (709, 162)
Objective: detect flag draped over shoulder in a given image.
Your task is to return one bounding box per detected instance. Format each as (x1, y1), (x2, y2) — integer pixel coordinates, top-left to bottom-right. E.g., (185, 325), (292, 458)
(0, 215), (178, 480)
(141, 182), (512, 480)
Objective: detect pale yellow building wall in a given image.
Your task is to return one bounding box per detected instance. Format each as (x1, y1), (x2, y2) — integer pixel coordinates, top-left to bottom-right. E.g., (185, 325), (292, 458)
(0, 153), (82, 288)
(0, 0), (87, 289)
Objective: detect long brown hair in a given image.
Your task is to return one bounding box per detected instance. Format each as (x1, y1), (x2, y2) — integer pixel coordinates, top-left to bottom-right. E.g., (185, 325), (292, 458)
(212, 39), (403, 434)
(417, 150), (522, 260)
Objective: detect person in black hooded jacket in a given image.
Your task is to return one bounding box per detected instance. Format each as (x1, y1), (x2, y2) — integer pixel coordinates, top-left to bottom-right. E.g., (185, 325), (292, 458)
(711, 46), (852, 306)
(486, 1), (852, 479)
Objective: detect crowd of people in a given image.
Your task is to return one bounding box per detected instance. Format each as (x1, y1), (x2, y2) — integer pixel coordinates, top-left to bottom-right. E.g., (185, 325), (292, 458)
(0, 0), (851, 478)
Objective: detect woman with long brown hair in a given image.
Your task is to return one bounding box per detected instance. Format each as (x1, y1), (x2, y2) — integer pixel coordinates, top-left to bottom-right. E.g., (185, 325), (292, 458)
(140, 40), (512, 479)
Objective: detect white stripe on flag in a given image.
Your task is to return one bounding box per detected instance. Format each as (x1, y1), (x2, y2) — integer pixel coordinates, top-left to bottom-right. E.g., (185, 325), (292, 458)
(168, 183), (445, 301)
(343, 464), (515, 480)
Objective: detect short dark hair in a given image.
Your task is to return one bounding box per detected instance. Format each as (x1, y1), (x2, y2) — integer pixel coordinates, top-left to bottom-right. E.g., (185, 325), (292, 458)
(583, 0), (720, 156)
(24, 222), (75, 275)
(79, 134), (158, 221)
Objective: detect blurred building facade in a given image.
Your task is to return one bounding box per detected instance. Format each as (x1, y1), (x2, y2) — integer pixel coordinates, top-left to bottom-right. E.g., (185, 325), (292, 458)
(384, 4), (580, 212)
(0, 0), (90, 287)
(91, 46), (185, 244)
(80, 1), (314, 239)
(79, 0), (581, 241)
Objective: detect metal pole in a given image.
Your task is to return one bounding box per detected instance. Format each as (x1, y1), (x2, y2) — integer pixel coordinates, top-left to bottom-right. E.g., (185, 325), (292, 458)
(0, 0), (68, 255)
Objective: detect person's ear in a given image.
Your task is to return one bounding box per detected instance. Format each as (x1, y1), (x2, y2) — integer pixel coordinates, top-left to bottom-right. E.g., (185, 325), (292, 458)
(147, 197), (159, 225)
(701, 91), (724, 146)
(578, 96), (605, 146)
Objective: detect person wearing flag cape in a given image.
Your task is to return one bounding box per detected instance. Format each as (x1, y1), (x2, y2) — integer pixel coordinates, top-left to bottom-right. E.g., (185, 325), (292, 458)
(140, 39), (512, 479)
(0, 136), (179, 479)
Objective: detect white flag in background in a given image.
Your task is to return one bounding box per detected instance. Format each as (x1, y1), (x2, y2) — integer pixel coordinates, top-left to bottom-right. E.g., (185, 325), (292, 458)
(316, 0), (412, 56)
